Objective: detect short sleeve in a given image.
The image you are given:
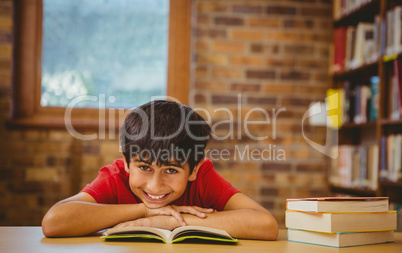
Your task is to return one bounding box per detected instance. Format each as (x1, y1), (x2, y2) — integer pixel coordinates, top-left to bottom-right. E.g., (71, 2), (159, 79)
(80, 162), (123, 204)
(197, 159), (240, 211)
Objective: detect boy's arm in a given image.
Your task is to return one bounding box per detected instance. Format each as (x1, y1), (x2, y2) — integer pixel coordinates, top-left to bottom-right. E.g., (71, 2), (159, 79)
(186, 192), (278, 240)
(42, 192), (213, 237)
(130, 193), (278, 240)
(41, 192), (148, 237)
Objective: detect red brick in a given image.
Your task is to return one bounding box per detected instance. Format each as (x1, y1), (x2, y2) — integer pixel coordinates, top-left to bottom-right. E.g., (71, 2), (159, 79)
(266, 31), (298, 41)
(197, 14), (210, 25)
(262, 201), (275, 209)
(0, 17), (12, 31)
(231, 29), (264, 41)
(195, 66), (208, 78)
(195, 81), (228, 92)
(300, 7), (332, 17)
(281, 97), (312, 106)
(211, 95), (239, 105)
(195, 40), (210, 51)
(214, 16), (244, 26)
(212, 68), (243, 79)
(246, 70), (276, 80)
(0, 3), (12, 17)
(230, 56), (262, 66)
(283, 45), (315, 55)
(233, 4), (262, 14)
(197, 53), (228, 65)
(231, 83), (260, 92)
(266, 6), (297, 15)
(265, 58), (296, 67)
(0, 31), (11, 43)
(194, 93), (207, 104)
(196, 2), (228, 13)
(213, 41), (245, 53)
(263, 84), (295, 94)
(283, 19), (314, 28)
(83, 144), (100, 155)
(0, 44), (11, 59)
(280, 71), (310, 81)
(262, 162), (292, 172)
(248, 17), (281, 27)
(296, 163), (326, 172)
(247, 96), (276, 105)
(299, 59), (328, 70)
(196, 28), (227, 39)
(261, 187), (278, 196)
(250, 44), (280, 54)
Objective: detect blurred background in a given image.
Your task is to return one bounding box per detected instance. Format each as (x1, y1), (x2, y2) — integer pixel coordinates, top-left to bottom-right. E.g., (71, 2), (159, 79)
(0, 0), (350, 229)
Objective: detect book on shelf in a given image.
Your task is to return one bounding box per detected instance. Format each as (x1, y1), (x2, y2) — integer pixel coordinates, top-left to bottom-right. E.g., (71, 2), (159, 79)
(368, 144), (379, 189)
(327, 77), (378, 128)
(345, 26), (356, 70)
(380, 136), (388, 179)
(353, 85), (371, 124)
(342, 81), (354, 123)
(285, 210), (396, 233)
(392, 59), (402, 119)
(326, 88), (344, 129)
(369, 76), (379, 121)
(351, 23), (375, 69)
(333, 0), (372, 21)
(287, 229), (394, 248)
(390, 73), (401, 120)
(332, 27), (347, 74)
(385, 6), (402, 58)
(330, 144), (379, 190)
(380, 134), (402, 182)
(286, 197), (389, 213)
(101, 225), (238, 244)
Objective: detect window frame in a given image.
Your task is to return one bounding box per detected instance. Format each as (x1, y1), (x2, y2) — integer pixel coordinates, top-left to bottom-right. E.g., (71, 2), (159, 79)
(9, 0), (191, 130)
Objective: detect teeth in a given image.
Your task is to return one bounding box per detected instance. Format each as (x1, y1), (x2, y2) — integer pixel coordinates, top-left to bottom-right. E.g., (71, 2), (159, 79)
(147, 193), (167, 200)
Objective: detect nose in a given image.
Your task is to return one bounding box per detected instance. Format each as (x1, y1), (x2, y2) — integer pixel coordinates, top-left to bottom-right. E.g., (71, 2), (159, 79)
(147, 173), (165, 194)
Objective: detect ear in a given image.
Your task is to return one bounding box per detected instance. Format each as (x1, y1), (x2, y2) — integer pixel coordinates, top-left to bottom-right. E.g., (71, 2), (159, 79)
(122, 153), (130, 173)
(188, 159), (204, 182)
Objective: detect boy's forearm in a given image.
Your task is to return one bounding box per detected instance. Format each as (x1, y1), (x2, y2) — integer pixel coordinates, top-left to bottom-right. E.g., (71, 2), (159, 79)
(180, 209), (278, 240)
(42, 201), (147, 237)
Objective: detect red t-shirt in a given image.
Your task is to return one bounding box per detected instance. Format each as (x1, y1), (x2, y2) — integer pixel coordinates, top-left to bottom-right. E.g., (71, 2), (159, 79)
(81, 158), (240, 211)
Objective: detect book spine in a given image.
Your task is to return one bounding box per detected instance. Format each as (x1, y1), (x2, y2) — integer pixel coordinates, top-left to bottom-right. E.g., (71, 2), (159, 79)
(369, 76), (379, 121)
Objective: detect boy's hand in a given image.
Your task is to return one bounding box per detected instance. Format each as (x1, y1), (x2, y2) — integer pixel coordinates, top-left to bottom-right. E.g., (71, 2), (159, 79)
(145, 205), (214, 226)
(113, 215), (179, 231)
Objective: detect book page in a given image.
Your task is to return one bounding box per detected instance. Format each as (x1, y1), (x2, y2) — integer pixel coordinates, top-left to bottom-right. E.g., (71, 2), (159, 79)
(170, 226), (232, 241)
(103, 226), (171, 241)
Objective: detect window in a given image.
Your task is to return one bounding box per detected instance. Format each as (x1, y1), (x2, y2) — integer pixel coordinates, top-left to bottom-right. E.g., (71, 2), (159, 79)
(10, 0), (191, 130)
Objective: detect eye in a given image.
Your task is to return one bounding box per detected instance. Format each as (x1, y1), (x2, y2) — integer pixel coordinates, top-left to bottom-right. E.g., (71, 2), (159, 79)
(165, 168), (178, 174)
(139, 165), (151, 171)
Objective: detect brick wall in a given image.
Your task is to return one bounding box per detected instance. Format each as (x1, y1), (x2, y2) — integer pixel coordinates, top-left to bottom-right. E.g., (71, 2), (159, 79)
(0, 0), (331, 228)
(191, 0), (332, 226)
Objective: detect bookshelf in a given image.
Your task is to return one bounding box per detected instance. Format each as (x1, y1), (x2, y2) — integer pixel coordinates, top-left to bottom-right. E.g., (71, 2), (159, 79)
(329, 0), (402, 203)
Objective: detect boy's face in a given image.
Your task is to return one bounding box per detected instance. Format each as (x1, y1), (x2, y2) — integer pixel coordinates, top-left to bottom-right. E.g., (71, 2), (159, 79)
(125, 156), (200, 209)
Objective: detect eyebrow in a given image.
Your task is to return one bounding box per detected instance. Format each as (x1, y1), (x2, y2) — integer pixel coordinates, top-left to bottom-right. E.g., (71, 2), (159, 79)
(133, 159), (184, 169)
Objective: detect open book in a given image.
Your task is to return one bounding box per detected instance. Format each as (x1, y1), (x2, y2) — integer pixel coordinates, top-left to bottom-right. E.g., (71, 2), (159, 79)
(101, 225), (238, 244)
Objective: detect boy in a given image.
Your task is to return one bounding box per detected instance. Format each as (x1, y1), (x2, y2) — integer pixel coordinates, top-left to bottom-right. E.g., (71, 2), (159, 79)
(42, 100), (278, 240)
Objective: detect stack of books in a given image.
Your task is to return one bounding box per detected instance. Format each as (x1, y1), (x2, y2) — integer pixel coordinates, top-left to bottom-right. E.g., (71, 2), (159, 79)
(286, 197), (396, 247)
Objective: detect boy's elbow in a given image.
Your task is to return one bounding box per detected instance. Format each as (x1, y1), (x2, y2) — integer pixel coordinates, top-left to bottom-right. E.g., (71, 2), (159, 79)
(262, 213), (279, 240)
(42, 212), (64, 237)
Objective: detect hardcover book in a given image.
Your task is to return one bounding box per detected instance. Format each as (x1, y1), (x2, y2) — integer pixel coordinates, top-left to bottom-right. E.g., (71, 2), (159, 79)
(287, 229), (394, 248)
(101, 225), (238, 244)
(285, 210), (396, 233)
(286, 197), (389, 213)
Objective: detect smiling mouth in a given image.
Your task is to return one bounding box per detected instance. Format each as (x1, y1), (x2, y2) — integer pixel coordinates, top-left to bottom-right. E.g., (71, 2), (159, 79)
(143, 190), (170, 201)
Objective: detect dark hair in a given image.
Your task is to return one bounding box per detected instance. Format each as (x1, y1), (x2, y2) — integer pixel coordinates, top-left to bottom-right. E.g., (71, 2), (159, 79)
(120, 100), (211, 173)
